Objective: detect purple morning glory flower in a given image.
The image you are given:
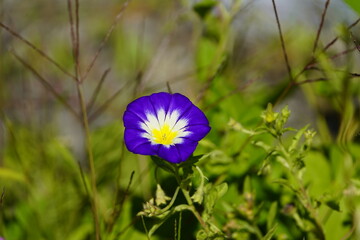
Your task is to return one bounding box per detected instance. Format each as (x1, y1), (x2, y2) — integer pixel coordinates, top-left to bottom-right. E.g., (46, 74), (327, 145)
(123, 92), (211, 163)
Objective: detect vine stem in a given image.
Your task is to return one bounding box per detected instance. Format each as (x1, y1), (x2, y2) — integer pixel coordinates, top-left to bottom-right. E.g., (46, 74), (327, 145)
(77, 83), (101, 240)
(181, 187), (209, 232)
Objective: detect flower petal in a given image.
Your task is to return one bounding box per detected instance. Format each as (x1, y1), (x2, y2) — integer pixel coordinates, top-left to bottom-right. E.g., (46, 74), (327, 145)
(123, 110), (144, 130)
(182, 124), (211, 141)
(167, 93), (193, 119)
(134, 142), (157, 155)
(149, 92), (172, 114)
(176, 141), (199, 162)
(124, 128), (155, 155)
(179, 105), (209, 126)
(157, 140), (198, 163)
(125, 95), (157, 122)
(157, 145), (181, 163)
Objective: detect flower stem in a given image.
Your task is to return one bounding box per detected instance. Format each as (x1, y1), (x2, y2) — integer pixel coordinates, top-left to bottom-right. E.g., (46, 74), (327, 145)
(158, 187), (180, 214)
(180, 187), (209, 231)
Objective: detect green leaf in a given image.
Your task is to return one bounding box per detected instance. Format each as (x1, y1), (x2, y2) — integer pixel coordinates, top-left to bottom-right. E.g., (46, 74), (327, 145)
(267, 202), (278, 231)
(243, 176), (252, 193)
(325, 200), (341, 212)
(0, 167), (27, 184)
(303, 152), (331, 197)
(196, 226), (224, 240)
(151, 156), (176, 174)
(155, 184), (171, 206)
(235, 219), (259, 234)
(203, 184), (216, 221)
(179, 155), (202, 185)
(253, 141), (272, 152)
(292, 157), (305, 171)
(193, 0), (218, 19)
(262, 224), (277, 240)
(179, 155), (202, 168)
(288, 125), (309, 153)
(196, 38), (217, 81)
(272, 179), (298, 193)
(215, 182), (228, 198)
(203, 182), (228, 221)
(203, 150), (233, 175)
(192, 184), (205, 204)
(344, 0), (360, 15)
(196, 229), (208, 240)
(68, 224), (93, 240)
(276, 105), (291, 131)
(228, 118), (262, 136)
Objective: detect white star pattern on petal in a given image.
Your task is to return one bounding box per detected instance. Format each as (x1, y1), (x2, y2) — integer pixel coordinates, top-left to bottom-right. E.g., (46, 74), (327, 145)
(140, 109), (191, 147)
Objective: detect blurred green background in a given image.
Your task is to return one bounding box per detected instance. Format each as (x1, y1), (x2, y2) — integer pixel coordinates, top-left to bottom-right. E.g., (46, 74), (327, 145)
(1, 0), (360, 239)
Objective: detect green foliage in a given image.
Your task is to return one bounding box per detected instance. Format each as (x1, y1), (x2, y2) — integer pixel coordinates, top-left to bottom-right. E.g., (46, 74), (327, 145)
(344, 0), (360, 14)
(193, 0), (218, 19)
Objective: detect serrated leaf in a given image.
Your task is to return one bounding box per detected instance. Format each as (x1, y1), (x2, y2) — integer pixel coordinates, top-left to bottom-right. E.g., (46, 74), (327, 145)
(151, 156), (175, 174)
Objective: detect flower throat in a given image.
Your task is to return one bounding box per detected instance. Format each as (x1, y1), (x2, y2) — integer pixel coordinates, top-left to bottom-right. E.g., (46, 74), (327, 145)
(151, 124), (178, 145)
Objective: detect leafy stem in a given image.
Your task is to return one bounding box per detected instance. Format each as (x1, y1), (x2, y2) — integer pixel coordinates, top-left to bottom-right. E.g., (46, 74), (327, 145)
(277, 136), (325, 240)
(174, 165), (210, 234)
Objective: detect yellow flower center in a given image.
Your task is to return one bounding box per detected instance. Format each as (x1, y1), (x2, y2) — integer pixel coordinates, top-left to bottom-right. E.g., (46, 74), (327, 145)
(151, 124), (178, 145)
